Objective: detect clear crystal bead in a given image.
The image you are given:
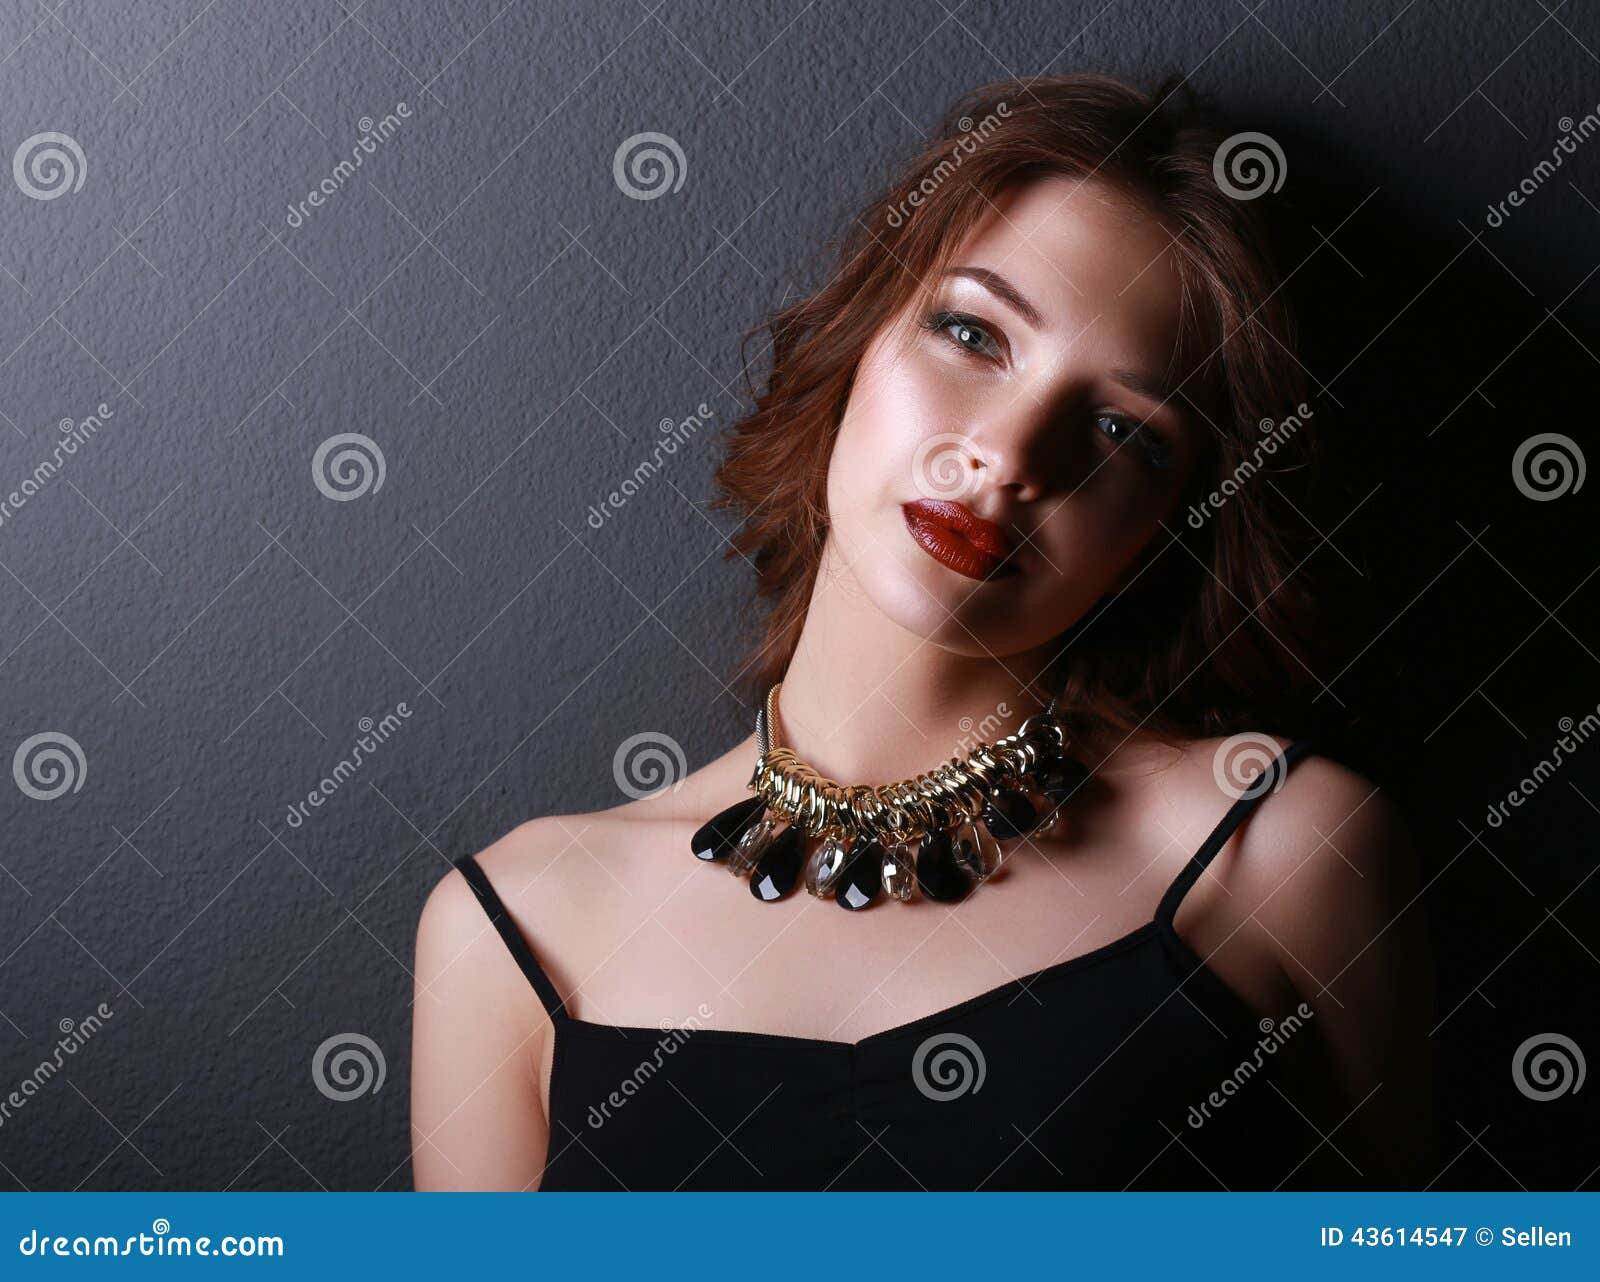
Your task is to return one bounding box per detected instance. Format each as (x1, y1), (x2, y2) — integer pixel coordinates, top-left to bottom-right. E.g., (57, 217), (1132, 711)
(805, 837), (850, 896)
(728, 813), (778, 875)
(952, 815), (1002, 881)
(880, 841), (917, 900)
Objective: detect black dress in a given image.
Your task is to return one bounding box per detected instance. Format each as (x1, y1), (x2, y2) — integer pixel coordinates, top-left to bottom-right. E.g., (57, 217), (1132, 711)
(452, 738), (1342, 1189)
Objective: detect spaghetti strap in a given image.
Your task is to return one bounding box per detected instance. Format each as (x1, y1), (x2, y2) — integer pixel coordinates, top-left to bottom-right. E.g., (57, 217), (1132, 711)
(453, 853), (569, 1024)
(1155, 738), (1318, 928)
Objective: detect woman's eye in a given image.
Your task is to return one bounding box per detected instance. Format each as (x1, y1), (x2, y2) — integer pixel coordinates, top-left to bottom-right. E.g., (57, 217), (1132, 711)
(1095, 413), (1170, 471)
(923, 310), (1004, 362)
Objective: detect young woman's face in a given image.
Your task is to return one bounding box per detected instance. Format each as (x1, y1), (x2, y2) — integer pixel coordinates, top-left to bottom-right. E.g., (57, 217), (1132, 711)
(824, 173), (1210, 660)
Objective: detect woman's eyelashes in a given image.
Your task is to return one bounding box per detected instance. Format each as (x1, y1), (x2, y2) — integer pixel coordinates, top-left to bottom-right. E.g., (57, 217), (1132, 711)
(1095, 412), (1170, 471)
(920, 308), (1172, 472)
(921, 310), (1006, 363)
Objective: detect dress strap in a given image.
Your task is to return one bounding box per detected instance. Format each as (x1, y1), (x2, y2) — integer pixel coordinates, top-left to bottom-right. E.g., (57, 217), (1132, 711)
(1155, 738), (1318, 928)
(453, 853), (569, 1024)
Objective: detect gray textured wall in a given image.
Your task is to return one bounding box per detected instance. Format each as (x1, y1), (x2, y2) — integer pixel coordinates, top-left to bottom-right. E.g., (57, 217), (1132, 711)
(1, 0), (1595, 1190)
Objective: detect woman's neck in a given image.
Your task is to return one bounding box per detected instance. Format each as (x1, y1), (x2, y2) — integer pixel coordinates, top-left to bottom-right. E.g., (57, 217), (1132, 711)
(771, 553), (1059, 785)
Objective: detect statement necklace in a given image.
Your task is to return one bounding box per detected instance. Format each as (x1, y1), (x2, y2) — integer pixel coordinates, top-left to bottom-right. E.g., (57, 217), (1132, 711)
(690, 682), (1090, 909)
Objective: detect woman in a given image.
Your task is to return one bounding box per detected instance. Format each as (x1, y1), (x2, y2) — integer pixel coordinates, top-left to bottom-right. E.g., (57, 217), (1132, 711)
(411, 72), (1437, 1191)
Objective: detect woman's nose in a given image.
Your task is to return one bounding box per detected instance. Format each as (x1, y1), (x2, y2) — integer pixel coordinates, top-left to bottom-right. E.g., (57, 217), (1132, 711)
(961, 394), (1071, 504)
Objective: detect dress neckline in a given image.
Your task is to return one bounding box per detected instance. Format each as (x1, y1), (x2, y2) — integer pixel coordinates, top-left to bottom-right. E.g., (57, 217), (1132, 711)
(553, 916), (1258, 1052)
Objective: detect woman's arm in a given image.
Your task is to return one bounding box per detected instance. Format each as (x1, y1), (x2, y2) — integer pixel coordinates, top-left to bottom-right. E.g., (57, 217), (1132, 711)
(1247, 761), (1441, 1187)
(411, 857), (553, 1190)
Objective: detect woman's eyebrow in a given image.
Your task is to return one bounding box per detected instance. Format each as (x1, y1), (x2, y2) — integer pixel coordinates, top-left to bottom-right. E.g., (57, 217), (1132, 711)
(944, 266), (1045, 330)
(1108, 366), (1180, 405)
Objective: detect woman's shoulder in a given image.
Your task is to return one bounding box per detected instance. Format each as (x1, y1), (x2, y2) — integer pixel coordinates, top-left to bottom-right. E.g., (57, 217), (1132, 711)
(1151, 730), (1420, 960)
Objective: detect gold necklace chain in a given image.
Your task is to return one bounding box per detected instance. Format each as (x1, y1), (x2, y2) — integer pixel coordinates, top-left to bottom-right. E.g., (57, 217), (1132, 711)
(746, 682), (1067, 846)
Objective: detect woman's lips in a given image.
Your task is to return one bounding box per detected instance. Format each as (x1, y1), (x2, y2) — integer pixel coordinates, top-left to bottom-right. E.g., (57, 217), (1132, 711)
(901, 499), (1020, 582)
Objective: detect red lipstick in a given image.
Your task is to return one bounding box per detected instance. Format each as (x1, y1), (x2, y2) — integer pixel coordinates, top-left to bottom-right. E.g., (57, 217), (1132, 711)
(901, 499), (1019, 582)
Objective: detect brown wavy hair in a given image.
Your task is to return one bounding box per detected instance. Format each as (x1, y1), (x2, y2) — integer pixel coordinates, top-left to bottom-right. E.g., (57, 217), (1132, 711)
(711, 72), (1342, 748)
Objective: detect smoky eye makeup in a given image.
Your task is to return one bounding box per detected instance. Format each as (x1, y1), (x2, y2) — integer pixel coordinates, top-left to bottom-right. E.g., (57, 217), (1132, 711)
(1094, 411), (1173, 472)
(919, 309), (1006, 363)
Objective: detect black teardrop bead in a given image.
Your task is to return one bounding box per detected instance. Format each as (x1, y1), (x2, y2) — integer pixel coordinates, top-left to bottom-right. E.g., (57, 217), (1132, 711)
(1034, 757), (1089, 805)
(981, 787), (1043, 839)
(691, 795), (766, 861)
(915, 827), (974, 903)
(833, 838), (884, 911)
(750, 823), (808, 901)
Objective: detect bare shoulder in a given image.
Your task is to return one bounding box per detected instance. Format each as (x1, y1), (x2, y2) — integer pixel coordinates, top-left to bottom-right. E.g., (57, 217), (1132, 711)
(416, 792), (688, 1000)
(1154, 731), (1421, 967)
